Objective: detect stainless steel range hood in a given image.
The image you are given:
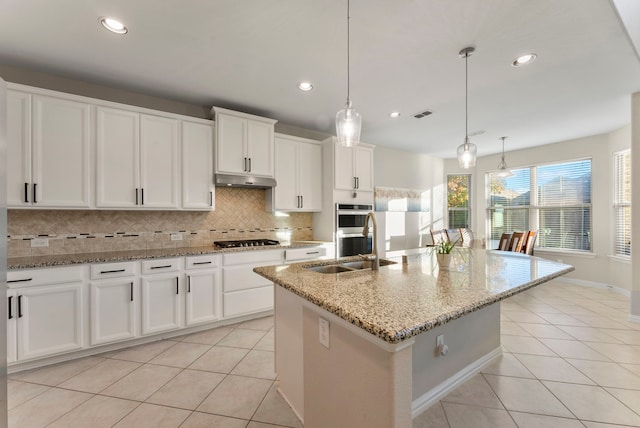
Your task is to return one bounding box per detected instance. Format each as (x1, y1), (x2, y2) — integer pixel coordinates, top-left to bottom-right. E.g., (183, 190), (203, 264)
(214, 173), (277, 189)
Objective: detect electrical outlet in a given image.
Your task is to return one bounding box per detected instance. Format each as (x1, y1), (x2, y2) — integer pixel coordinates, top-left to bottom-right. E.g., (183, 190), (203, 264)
(319, 317), (330, 348)
(31, 238), (49, 247)
(170, 233), (183, 241)
(436, 334), (448, 356)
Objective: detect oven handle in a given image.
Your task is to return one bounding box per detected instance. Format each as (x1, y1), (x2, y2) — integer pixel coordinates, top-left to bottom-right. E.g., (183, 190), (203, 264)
(338, 232), (372, 238)
(336, 210), (372, 216)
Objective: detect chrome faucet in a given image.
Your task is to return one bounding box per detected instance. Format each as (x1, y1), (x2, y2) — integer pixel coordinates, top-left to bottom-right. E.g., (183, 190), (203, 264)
(362, 211), (379, 271)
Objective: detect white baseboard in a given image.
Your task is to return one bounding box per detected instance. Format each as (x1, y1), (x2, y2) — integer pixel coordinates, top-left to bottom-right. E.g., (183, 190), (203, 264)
(555, 277), (630, 297)
(411, 347), (502, 418)
(629, 314), (640, 324)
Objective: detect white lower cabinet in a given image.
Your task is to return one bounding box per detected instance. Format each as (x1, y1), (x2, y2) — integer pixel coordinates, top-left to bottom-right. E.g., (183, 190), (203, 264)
(8, 266), (86, 363)
(7, 247), (324, 367)
(185, 255), (221, 326)
(16, 283), (84, 361)
(141, 258), (183, 335)
(222, 250), (283, 318)
(7, 290), (17, 364)
(90, 279), (138, 345)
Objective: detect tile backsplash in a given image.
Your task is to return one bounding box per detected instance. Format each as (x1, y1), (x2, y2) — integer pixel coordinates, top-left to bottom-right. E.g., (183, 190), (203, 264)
(8, 188), (313, 257)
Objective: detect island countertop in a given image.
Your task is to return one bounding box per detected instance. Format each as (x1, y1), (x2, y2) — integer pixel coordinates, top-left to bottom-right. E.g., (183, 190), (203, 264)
(254, 248), (574, 344)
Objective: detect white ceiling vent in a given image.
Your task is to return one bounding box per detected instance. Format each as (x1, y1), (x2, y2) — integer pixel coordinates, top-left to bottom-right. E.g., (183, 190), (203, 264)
(413, 110), (433, 119)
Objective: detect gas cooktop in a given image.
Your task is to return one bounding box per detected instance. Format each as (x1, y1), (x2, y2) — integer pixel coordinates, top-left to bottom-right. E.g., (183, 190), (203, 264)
(214, 239), (280, 249)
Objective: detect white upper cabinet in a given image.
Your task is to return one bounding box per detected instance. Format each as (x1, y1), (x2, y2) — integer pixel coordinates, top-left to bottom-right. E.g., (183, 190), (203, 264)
(7, 90), (91, 208)
(140, 114), (179, 208)
(269, 134), (322, 211)
(213, 107), (277, 178)
(334, 141), (374, 193)
(182, 121), (214, 210)
(96, 107), (140, 208)
(96, 107), (179, 209)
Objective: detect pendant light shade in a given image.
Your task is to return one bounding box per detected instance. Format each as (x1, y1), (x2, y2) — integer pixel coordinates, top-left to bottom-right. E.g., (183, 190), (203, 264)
(336, 99), (361, 147)
(336, 0), (361, 147)
(457, 46), (477, 169)
(495, 136), (514, 178)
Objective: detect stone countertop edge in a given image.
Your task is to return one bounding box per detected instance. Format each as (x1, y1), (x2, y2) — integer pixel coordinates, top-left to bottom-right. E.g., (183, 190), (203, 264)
(8, 241), (326, 270)
(253, 254), (575, 344)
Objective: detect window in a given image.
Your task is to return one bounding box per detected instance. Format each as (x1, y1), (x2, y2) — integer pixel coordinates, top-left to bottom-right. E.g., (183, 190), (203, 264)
(447, 174), (471, 228)
(487, 159), (592, 252)
(614, 150), (631, 256)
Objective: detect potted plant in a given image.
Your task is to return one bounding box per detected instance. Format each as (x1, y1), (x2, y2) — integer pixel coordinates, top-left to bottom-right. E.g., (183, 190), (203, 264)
(435, 238), (459, 270)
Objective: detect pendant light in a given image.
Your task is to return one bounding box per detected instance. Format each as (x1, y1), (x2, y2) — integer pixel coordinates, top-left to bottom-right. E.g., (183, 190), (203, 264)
(457, 46), (477, 169)
(335, 0), (361, 147)
(495, 136), (515, 178)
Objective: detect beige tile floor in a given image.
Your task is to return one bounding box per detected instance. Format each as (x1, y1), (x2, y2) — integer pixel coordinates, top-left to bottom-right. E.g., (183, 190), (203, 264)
(8, 280), (640, 427)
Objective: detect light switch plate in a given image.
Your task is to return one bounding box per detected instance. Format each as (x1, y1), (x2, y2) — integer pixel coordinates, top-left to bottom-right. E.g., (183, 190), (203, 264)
(319, 317), (330, 348)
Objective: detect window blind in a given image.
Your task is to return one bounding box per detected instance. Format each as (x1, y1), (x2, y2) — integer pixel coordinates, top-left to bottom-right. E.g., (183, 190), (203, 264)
(486, 159), (592, 252)
(614, 150), (631, 256)
(487, 168), (531, 243)
(537, 160), (592, 251)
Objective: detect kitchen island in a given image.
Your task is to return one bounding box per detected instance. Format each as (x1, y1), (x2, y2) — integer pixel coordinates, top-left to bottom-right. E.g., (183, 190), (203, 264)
(254, 248), (574, 428)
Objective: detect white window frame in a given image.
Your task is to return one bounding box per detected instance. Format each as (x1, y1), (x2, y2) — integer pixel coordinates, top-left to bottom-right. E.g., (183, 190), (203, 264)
(486, 157), (593, 254)
(613, 149), (631, 258)
(447, 174), (472, 229)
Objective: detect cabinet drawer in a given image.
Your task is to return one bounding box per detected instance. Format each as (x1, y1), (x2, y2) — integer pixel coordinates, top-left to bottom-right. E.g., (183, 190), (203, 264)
(285, 247), (326, 262)
(8, 265), (86, 287)
(90, 261), (137, 279)
(223, 265), (274, 292)
(141, 258), (181, 274)
(185, 254), (219, 270)
(222, 249), (283, 266)
(223, 286), (274, 318)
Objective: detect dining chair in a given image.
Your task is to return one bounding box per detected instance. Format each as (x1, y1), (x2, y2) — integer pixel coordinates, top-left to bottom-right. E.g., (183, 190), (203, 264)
(508, 231), (526, 253)
(430, 229), (450, 246)
(459, 228), (474, 247)
(521, 230), (538, 255)
(497, 233), (511, 251)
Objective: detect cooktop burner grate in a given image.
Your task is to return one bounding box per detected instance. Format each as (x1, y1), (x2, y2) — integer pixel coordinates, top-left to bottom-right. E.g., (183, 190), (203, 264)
(213, 239), (280, 248)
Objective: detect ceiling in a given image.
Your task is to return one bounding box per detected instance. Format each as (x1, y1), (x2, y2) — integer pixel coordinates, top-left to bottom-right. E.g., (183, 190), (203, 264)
(1, 0), (639, 159)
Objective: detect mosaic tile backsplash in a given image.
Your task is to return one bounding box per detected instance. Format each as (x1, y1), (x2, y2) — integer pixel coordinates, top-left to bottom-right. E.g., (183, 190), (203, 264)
(8, 188), (313, 257)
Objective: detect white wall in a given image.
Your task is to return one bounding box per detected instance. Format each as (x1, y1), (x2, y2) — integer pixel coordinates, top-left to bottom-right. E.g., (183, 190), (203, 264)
(444, 126), (632, 292)
(373, 146), (444, 256)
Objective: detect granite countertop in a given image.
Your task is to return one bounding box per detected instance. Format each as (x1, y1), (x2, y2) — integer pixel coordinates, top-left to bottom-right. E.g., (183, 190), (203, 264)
(254, 248), (574, 344)
(8, 241), (327, 270)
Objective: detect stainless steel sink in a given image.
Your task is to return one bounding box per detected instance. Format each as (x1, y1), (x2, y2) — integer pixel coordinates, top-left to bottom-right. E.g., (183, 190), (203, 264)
(306, 259), (395, 274)
(307, 265), (354, 274)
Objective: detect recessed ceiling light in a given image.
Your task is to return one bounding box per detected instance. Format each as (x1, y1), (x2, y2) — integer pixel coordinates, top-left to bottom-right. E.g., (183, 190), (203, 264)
(389, 112), (401, 118)
(298, 82), (313, 91)
(100, 17), (128, 35)
(512, 53), (537, 67)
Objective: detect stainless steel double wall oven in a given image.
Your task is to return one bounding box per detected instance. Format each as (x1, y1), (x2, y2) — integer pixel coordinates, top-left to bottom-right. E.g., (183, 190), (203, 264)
(335, 203), (373, 258)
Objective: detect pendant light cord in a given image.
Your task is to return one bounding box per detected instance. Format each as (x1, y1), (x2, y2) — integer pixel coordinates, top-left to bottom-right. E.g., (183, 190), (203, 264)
(347, 0), (351, 104)
(465, 51), (468, 140)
